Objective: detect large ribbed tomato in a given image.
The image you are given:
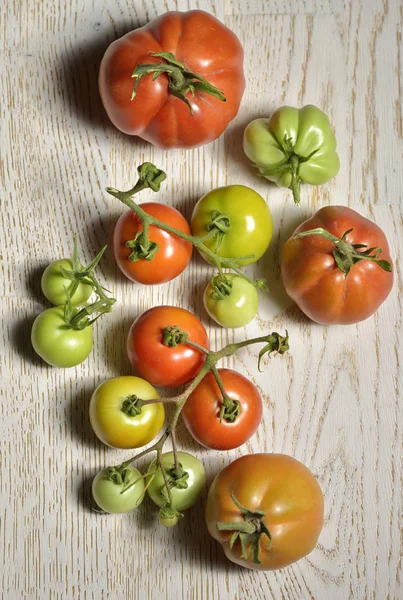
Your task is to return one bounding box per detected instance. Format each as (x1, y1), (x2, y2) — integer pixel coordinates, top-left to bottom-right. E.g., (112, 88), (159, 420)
(206, 454), (324, 571)
(99, 10), (245, 149)
(281, 206), (393, 324)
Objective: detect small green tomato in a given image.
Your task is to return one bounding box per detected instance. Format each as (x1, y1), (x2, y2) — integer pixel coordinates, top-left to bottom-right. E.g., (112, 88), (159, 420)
(92, 466), (145, 514)
(204, 274), (259, 328)
(31, 306), (93, 368)
(41, 259), (93, 306)
(147, 451), (206, 511)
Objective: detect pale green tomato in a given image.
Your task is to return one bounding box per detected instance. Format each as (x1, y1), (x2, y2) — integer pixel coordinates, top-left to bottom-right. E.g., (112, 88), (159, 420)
(41, 259), (93, 306)
(204, 274), (259, 328)
(31, 306), (93, 368)
(147, 451), (206, 511)
(92, 466), (145, 514)
(243, 105), (340, 204)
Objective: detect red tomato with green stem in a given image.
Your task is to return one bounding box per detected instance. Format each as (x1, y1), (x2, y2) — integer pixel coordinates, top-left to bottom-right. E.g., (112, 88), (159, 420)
(99, 10), (245, 149)
(182, 369), (263, 450)
(114, 203), (192, 285)
(127, 306), (209, 387)
(281, 206), (393, 324)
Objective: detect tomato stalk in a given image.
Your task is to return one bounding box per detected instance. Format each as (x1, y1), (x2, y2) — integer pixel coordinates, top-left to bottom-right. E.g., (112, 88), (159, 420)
(216, 492), (272, 564)
(103, 328), (289, 524)
(294, 227), (393, 276)
(131, 51), (226, 115)
(63, 239), (116, 330)
(106, 163), (266, 291)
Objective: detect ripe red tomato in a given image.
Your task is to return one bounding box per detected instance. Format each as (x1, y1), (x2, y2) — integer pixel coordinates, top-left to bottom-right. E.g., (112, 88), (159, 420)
(182, 369), (262, 450)
(127, 306), (209, 387)
(281, 206), (393, 324)
(206, 454), (324, 571)
(113, 203), (192, 285)
(99, 10), (245, 149)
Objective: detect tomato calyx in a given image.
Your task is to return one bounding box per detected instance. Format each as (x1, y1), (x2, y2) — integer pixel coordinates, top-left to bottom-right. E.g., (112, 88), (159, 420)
(257, 136), (317, 205)
(162, 325), (189, 348)
(105, 464), (132, 486)
(206, 210), (231, 251)
(131, 51), (226, 115)
(216, 492), (272, 564)
(257, 331), (289, 372)
(294, 227), (393, 276)
(208, 365), (242, 423)
(121, 394), (147, 416)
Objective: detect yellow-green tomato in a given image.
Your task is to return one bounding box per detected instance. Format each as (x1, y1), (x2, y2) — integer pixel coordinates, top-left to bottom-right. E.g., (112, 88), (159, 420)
(147, 451), (206, 511)
(243, 105), (340, 204)
(92, 466), (145, 514)
(204, 275), (259, 328)
(191, 185), (272, 266)
(89, 376), (165, 449)
(31, 306), (93, 368)
(41, 259), (93, 306)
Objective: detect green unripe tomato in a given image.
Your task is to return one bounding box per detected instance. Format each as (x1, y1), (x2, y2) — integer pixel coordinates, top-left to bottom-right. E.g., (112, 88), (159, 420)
(92, 466), (145, 514)
(159, 513), (180, 528)
(31, 306), (93, 368)
(204, 274), (259, 328)
(147, 451), (206, 511)
(191, 185), (273, 266)
(243, 105), (340, 204)
(41, 259), (93, 306)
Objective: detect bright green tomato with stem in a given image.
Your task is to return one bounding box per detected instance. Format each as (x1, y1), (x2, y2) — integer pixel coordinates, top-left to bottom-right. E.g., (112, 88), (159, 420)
(31, 306), (93, 367)
(204, 274), (259, 328)
(147, 451), (206, 511)
(159, 513), (180, 527)
(92, 466), (145, 514)
(89, 376), (165, 449)
(41, 259), (93, 306)
(243, 105), (340, 204)
(191, 185), (273, 266)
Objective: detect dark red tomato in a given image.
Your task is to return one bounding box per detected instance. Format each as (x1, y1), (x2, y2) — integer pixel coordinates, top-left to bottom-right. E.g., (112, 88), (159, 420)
(113, 203), (192, 285)
(182, 369), (263, 450)
(281, 206), (393, 324)
(127, 306), (209, 387)
(99, 10), (245, 149)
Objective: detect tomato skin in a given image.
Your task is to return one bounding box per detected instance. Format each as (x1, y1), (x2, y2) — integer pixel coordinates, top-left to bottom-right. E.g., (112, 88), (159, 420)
(41, 259), (93, 306)
(182, 369), (262, 450)
(31, 306), (93, 368)
(206, 454), (324, 571)
(191, 185), (273, 266)
(99, 10), (245, 149)
(127, 306), (209, 387)
(89, 376), (165, 449)
(92, 467), (145, 514)
(147, 451), (206, 511)
(281, 206), (394, 324)
(113, 203), (192, 285)
(203, 275), (259, 328)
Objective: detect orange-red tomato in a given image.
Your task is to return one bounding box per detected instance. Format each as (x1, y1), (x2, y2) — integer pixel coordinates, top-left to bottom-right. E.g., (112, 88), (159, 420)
(206, 454), (324, 571)
(281, 206), (393, 324)
(182, 369), (262, 450)
(127, 306), (209, 387)
(113, 203), (192, 285)
(99, 10), (245, 149)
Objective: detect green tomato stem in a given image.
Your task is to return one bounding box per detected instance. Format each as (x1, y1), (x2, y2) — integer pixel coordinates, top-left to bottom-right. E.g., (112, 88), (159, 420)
(131, 51), (226, 115)
(106, 162), (263, 286)
(293, 227), (392, 276)
(210, 365), (242, 423)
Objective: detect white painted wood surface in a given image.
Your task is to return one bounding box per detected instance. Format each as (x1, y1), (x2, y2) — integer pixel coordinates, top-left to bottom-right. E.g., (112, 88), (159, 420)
(1, 0), (402, 598)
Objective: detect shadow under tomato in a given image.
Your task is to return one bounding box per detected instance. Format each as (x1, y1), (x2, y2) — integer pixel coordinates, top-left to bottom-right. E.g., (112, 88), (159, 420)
(67, 380), (103, 449)
(11, 313), (44, 367)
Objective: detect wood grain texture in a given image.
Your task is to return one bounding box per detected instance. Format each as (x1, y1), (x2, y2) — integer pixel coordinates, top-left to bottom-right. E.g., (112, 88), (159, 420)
(1, 0), (402, 599)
